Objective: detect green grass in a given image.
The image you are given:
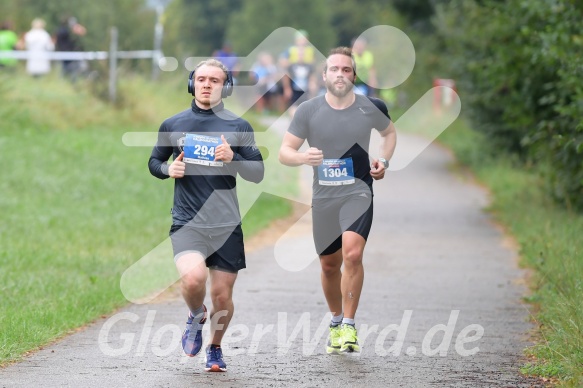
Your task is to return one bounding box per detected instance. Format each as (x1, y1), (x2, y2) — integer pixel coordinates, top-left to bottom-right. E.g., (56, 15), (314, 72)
(0, 70), (296, 365)
(437, 118), (583, 386)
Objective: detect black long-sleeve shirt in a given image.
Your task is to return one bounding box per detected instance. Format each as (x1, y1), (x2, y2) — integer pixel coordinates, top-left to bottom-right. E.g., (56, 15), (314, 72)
(149, 100), (264, 228)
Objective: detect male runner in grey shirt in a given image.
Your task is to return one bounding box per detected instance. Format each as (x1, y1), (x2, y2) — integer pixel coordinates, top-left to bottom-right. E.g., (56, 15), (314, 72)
(279, 47), (396, 354)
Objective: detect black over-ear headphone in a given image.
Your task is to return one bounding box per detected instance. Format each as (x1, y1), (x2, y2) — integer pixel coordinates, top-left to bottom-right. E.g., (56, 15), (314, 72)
(188, 69), (234, 98)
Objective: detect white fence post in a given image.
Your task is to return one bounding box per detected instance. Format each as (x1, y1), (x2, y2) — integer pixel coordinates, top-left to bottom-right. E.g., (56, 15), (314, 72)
(109, 27), (118, 103)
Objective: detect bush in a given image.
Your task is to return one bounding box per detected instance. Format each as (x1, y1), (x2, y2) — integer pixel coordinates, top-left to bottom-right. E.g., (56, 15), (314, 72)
(435, 0), (583, 210)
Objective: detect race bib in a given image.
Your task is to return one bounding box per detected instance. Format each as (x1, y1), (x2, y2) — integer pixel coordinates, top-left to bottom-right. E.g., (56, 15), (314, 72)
(183, 134), (223, 167)
(317, 158), (355, 186)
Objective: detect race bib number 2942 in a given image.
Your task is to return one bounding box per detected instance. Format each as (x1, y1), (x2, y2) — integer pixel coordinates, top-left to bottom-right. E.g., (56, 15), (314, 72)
(183, 134), (223, 167)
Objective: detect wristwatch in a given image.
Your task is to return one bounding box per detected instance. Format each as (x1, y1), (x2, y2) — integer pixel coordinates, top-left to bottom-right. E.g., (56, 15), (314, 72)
(379, 158), (389, 169)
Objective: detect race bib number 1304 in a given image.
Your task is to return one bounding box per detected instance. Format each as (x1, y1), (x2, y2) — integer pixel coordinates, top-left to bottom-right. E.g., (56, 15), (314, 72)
(318, 158), (355, 186)
(183, 134), (223, 167)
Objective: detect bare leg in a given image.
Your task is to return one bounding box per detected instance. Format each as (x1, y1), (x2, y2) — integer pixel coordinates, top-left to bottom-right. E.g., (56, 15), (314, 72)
(208, 269), (238, 345)
(175, 253), (208, 312)
(319, 249), (343, 317)
(340, 232), (366, 319)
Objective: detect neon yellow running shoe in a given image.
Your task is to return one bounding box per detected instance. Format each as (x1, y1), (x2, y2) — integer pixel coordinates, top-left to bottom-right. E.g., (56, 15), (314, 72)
(326, 325), (342, 354)
(340, 323), (360, 353)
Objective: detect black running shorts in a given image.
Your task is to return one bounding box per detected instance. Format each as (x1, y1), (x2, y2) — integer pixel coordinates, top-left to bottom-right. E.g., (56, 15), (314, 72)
(312, 193), (374, 256)
(169, 224), (246, 273)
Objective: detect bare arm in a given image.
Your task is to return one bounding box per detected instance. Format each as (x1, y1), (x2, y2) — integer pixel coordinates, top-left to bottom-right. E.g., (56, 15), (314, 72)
(278, 132), (323, 167)
(370, 121), (397, 180)
(379, 121), (397, 161)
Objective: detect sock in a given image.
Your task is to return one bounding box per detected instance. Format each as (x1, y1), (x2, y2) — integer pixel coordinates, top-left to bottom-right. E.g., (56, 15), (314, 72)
(190, 305), (205, 322)
(330, 313), (343, 327)
(342, 317), (355, 326)
(210, 344), (221, 349)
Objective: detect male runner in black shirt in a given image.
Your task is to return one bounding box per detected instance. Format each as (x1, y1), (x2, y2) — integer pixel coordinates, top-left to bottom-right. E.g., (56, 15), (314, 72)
(149, 59), (264, 371)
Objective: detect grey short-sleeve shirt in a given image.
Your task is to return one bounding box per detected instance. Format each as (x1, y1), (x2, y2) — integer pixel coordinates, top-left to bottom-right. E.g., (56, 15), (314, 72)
(288, 94), (391, 199)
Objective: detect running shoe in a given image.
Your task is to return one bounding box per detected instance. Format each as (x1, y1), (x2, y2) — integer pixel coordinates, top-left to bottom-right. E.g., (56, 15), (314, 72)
(181, 305), (207, 357)
(340, 323), (360, 353)
(326, 324), (342, 354)
(205, 345), (227, 372)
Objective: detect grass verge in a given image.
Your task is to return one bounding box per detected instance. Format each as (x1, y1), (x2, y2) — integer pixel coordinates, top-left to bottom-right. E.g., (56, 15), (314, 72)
(437, 118), (583, 386)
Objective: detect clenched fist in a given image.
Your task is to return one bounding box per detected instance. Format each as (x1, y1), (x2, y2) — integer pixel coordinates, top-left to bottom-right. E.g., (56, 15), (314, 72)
(303, 147), (323, 166)
(169, 151), (185, 178)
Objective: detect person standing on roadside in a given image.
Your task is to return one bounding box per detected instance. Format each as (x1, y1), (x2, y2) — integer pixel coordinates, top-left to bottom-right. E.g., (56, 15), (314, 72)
(55, 16), (86, 80)
(0, 20), (19, 70)
(24, 18), (54, 77)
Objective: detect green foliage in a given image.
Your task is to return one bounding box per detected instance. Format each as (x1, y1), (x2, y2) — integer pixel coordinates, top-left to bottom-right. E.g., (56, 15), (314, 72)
(391, 0), (438, 32)
(224, 0), (335, 56)
(164, 0), (404, 58)
(521, 360), (565, 380)
(434, 0), (583, 210)
(328, 0), (388, 46)
(163, 0), (243, 56)
(0, 0), (416, 72)
(0, 0), (157, 51)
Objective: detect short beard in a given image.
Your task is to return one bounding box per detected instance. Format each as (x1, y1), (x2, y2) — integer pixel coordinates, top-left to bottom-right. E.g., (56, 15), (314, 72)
(326, 79), (354, 98)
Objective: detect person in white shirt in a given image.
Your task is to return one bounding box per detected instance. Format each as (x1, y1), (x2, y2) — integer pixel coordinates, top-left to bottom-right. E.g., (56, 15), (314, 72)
(24, 18), (54, 77)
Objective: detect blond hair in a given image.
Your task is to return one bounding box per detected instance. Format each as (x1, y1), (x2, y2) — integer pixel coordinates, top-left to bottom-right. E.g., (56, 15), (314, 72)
(193, 58), (230, 80)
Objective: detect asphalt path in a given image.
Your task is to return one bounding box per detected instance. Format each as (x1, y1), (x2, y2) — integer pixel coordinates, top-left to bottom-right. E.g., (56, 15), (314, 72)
(1, 123), (545, 387)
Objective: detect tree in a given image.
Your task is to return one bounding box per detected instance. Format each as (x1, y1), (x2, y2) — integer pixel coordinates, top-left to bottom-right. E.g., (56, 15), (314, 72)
(224, 0), (334, 56)
(163, 0), (243, 57)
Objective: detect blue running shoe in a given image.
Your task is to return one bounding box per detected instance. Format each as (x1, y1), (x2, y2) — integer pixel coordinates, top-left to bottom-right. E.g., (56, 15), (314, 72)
(181, 305), (207, 357)
(205, 345), (227, 372)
